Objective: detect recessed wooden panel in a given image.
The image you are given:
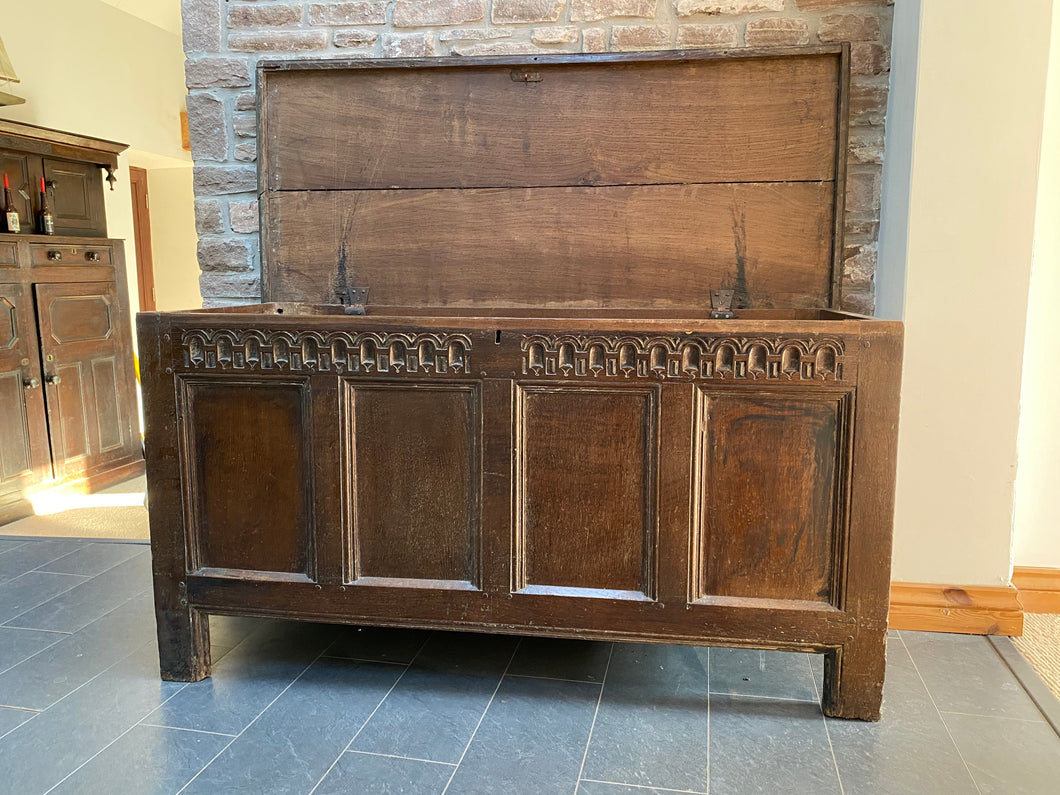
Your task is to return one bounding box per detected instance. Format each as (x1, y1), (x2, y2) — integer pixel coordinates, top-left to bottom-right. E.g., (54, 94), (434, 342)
(0, 150), (35, 226)
(694, 390), (849, 603)
(183, 379), (314, 577)
(48, 295), (113, 343)
(346, 383), (478, 585)
(0, 283), (49, 498)
(265, 54), (839, 190)
(0, 296), (14, 348)
(0, 371), (31, 481)
(0, 243), (15, 268)
(54, 361), (90, 462)
(91, 356), (123, 452)
(44, 158), (106, 237)
(269, 182), (833, 310)
(516, 386), (656, 598)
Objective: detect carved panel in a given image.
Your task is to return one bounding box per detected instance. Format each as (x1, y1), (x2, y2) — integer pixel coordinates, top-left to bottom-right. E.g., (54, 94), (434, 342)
(521, 334), (845, 382)
(180, 328), (472, 376)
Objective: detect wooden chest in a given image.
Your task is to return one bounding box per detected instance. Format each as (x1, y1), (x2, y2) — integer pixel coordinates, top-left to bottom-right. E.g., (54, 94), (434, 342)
(138, 47), (902, 721)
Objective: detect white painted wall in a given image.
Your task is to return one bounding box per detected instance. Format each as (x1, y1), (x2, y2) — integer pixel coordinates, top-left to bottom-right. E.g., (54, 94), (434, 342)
(887, 0), (1054, 585)
(1013, 4), (1060, 570)
(0, 0), (200, 317)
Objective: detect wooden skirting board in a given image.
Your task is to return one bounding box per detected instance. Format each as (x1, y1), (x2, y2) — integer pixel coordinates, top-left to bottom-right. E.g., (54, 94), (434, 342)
(889, 582), (1024, 636)
(1012, 567), (1060, 614)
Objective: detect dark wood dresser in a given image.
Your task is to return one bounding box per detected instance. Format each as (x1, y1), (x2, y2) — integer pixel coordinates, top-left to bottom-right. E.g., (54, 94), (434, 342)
(139, 47), (903, 720)
(0, 122), (143, 524)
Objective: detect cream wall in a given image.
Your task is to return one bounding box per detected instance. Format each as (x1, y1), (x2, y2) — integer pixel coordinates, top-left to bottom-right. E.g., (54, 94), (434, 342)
(1013, 4), (1060, 570)
(147, 167), (202, 312)
(886, 0), (1054, 585)
(1, 0), (200, 316)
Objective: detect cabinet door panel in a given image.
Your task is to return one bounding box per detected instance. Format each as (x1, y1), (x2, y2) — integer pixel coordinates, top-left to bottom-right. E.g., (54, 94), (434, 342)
(0, 284), (50, 507)
(43, 158), (106, 237)
(35, 281), (139, 480)
(0, 150), (39, 228)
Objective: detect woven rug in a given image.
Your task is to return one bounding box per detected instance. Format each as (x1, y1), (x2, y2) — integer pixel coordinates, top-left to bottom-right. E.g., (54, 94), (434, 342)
(1013, 612), (1060, 703)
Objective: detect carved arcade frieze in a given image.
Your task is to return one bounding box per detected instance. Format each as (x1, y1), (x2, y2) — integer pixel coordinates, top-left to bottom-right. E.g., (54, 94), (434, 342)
(179, 329), (473, 375)
(521, 334), (845, 382)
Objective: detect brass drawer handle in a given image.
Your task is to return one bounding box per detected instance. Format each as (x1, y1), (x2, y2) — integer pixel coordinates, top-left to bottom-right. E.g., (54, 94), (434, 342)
(85, 251), (101, 262)
(47, 250), (62, 262)
(45, 373), (61, 385)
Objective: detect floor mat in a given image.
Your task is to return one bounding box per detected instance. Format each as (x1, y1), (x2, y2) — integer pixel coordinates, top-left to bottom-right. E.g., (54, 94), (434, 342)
(1013, 612), (1060, 703)
(0, 476), (149, 540)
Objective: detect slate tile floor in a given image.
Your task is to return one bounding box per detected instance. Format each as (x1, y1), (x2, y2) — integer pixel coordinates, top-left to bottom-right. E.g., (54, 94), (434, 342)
(1, 537), (1058, 794)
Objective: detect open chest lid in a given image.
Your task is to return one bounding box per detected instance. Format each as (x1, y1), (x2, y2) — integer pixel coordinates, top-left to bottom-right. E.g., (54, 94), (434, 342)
(258, 46), (849, 312)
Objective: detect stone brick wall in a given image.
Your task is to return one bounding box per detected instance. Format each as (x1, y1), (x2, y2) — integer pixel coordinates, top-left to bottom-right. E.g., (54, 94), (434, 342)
(182, 0), (893, 312)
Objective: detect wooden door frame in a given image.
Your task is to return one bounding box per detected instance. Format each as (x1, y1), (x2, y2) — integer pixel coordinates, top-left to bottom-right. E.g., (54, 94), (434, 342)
(129, 166), (156, 311)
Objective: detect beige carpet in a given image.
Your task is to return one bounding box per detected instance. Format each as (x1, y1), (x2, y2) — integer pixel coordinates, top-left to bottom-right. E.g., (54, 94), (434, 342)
(0, 475), (150, 540)
(1013, 612), (1060, 703)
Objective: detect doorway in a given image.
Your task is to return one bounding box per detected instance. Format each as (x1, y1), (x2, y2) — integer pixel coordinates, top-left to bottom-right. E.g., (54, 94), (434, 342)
(129, 166), (155, 312)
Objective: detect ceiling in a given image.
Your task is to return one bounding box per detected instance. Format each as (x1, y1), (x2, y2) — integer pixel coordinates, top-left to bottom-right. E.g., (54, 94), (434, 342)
(99, 0), (182, 38)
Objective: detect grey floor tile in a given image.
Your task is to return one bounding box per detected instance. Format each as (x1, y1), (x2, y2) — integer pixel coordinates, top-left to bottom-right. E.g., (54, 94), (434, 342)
(825, 639), (978, 794)
(144, 621), (337, 735)
(507, 636), (613, 682)
(315, 752), (453, 795)
(709, 696), (841, 794)
(578, 782), (707, 795)
(352, 632), (519, 763)
(0, 705), (35, 738)
(5, 552), (152, 633)
(709, 647), (818, 702)
(0, 642), (187, 794)
(0, 539), (27, 555)
(327, 625), (433, 664)
(182, 657), (404, 794)
(0, 626), (66, 674)
(36, 541), (146, 577)
(581, 643), (709, 792)
(0, 595), (157, 710)
(810, 651), (825, 692)
(0, 539), (88, 583)
(0, 570), (89, 624)
(49, 724), (230, 795)
(447, 676), (602, 795)
(945, 711), (1060, 794)
(902, 631), (1043, 720)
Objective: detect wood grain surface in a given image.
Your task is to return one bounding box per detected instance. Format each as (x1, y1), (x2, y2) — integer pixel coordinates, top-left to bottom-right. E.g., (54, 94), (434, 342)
(268, 182), (834, 309)
(265, 54), (839, 190)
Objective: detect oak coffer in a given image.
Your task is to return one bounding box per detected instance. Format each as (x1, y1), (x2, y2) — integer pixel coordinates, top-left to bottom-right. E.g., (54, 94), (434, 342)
(138, 47), (903, 721)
